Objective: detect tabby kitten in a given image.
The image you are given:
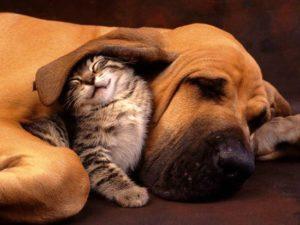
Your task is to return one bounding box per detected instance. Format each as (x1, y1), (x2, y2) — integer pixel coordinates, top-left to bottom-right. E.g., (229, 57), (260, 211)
(63, 55), (152, 207)
(24, 55), (152, 207)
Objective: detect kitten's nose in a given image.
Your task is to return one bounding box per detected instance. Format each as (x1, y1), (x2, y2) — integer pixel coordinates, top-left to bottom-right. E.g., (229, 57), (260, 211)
(94, 76), (111, 88)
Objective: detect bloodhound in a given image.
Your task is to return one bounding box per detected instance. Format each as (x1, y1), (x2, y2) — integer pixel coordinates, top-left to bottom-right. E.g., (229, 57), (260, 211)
(0, 13), (296, 223)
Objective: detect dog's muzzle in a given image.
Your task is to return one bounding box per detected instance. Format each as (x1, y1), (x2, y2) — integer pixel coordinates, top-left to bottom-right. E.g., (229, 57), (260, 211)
(140, 126), (255, 202)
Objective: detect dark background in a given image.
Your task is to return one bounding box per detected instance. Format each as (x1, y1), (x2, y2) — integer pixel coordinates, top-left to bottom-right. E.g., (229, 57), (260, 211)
(1, 0), (299, 111)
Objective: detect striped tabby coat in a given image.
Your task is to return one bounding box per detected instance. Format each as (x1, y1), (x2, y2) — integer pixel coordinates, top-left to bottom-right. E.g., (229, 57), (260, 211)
(24, 56), (152, 207)
(23, 115), (69, 147)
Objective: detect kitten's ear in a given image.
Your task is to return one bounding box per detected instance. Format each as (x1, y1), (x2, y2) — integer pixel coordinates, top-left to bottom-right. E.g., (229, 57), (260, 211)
(35, 28), (177, 106)
(263, 81), (292, 117)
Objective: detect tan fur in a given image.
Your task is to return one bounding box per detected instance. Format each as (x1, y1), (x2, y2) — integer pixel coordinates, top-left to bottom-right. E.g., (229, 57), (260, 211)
(251, 115), (300, 160)
(0, 13), (292, 223)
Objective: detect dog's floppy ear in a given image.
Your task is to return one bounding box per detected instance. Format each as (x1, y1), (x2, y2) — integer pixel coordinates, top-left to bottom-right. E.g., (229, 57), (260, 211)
(35, 28), (176, 106)
(264, 81), (292, 117)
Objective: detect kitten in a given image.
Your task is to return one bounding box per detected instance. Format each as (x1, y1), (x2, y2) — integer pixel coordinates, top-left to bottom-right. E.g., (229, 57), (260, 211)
(22, 114), (70, 148)
(25, 55), (152, 207)
(63, 55), (152, 207)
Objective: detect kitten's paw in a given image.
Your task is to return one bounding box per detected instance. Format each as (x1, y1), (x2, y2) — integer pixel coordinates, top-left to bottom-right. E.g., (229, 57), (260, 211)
(114, 186), (149, 207)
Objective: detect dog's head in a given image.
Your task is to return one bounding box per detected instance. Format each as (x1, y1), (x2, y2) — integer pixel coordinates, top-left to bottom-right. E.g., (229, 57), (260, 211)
(35, 25), (291, 201)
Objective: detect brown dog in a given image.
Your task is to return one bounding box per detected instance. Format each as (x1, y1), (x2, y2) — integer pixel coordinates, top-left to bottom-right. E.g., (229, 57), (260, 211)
(0, 13), (292, 223)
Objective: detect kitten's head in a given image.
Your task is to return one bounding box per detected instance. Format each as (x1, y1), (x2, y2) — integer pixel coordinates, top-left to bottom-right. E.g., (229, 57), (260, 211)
(60, 55), (133, 112)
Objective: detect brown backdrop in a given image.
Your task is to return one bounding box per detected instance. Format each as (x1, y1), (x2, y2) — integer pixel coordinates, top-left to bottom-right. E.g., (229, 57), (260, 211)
(1, 0), (299, 112)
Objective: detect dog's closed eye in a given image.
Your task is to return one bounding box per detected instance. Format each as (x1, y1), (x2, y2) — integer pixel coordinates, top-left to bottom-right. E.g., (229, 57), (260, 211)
(186, 77), (227, 101)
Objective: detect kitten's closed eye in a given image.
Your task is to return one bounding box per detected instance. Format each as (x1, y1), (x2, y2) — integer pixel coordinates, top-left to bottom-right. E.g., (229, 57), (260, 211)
(69, 77), (82, 86)
(91, 60), (103, 73)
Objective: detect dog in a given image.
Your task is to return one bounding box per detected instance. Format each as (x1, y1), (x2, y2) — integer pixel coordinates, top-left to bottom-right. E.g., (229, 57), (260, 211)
(0, 13), (293, 223)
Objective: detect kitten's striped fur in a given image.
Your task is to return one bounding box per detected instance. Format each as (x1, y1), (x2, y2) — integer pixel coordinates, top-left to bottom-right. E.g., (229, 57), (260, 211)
(23, 115), (69, 147)
(24, 55), (152, 207)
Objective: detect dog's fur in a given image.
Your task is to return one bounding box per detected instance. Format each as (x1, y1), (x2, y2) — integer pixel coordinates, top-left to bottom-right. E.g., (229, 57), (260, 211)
(251, 114), (300, 160)
(0, 13), (294, 223)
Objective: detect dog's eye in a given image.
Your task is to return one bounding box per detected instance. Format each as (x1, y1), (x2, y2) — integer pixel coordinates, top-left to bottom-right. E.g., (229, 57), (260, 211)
(248, 109), (268, 133)
(187, 77), (226, 101)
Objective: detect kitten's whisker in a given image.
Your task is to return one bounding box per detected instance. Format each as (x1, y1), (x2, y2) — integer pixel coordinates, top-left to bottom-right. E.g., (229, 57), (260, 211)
(64, 93), (80, 110)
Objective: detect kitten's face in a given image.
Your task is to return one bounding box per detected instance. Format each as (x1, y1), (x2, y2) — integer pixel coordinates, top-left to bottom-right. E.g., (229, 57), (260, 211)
(62, 56), (132, 111)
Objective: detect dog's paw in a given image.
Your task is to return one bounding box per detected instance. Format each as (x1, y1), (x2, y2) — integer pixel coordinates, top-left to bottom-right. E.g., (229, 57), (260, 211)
(251, 117), (287, 160)
(114, 185), (149, 207)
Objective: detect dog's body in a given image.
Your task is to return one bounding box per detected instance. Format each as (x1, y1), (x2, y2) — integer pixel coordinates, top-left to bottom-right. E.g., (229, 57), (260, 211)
(0, 13), (296, 223)
(0, 13), (99, 223)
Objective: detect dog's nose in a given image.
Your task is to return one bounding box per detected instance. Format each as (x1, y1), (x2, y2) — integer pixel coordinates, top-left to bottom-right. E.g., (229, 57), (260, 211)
(140, 127), (255, 202)
(216, 139), (255, 181)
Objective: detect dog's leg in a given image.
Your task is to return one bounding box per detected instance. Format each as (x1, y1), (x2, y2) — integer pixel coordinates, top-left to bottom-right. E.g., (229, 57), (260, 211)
(0, 119), (90, 223)
(251, 115), (300, 160)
